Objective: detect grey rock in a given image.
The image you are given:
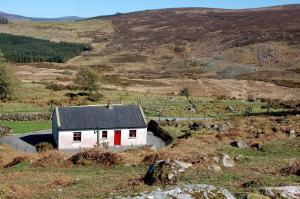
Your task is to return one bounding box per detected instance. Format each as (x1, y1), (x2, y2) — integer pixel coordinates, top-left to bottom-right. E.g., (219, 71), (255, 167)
(286, 129), (296, 138)
(262, 186), (300, 199)
(221, 154), (235, 168)
(175, 161), (192, 171)
(121, 184), (236, 199)
(230, 141), (247, 148)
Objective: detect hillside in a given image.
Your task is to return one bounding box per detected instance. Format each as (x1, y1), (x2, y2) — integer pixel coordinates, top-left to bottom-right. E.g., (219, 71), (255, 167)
(0, 5), (299, 101)
(0, 10), (82, 22)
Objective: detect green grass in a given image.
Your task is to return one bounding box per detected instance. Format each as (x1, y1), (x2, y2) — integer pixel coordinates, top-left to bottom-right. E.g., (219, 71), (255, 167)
(0, 120), (51, 134)
(0, 103), (48, 113)
(180, 138), (300, 193)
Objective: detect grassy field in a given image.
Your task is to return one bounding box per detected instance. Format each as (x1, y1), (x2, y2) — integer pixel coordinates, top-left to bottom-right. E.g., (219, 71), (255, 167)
(0, 121), (51, 134)
(0, 19), (113, 43)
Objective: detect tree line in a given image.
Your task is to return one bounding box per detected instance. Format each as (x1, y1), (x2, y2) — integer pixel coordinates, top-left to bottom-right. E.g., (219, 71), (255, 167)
(0, 16), (9, 24)
(0, 33), (91, 63)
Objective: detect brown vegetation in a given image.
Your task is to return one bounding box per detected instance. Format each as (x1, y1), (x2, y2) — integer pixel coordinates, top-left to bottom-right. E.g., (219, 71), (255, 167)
(70, 148), (122, 167)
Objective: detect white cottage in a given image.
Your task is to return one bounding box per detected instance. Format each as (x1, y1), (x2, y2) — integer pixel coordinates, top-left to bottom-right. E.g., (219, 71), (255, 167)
(52, 104), (148, 150)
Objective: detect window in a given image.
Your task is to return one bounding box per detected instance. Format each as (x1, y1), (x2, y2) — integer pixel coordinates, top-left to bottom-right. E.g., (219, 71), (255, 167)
(129, 130), (137, 138)
(73, 132), (81, 142)
(102, 131), (108, 139)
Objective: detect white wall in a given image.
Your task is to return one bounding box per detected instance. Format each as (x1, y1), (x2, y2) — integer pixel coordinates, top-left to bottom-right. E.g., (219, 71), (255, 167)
(57, 128), (147, 150)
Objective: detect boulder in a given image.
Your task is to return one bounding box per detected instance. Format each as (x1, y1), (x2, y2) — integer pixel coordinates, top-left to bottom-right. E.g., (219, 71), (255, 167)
(230, 141), (247, 148)
(144, 160), (193, 186)
(208, 164), (222, 172)
(250, 143), (263, 151)
(174, 160), (192, 171)
(120, 184), (236, 199)
(285, 129), (296, 138)
(243, 193), (271, 199)
(220, 154), (235, 168)
(225, 105), (235, 113)
(261, 186), (300, 199)
(190, 122), (205, 130)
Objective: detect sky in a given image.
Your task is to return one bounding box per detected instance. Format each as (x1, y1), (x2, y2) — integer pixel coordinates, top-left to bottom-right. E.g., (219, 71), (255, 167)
(1, 0), (300, 18)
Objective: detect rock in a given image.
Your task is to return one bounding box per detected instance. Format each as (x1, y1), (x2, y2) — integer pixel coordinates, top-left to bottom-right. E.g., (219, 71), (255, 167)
(274, 117), (288, 125)
(144, 160), (192, 186)
(234, 155), (243, 161)
(250, 143), (263, 151)
(244, 193), (271, 199)
(221, 154), (235, 168)
(144, 160), (167, 185)
(174, 160), (192, 171)
(167, 173), (174, 180)
(208, 164), (222, 172)
(262, 186), (300, 199)
(190, 122), (205, 130)
(285, 129), (296, 138)
(230, 141), (247, 148)
(120, 184), (236, 199)
(150, 145), (157, 150)
(225, 105), (235, 113)
(216, 125), (227, 133)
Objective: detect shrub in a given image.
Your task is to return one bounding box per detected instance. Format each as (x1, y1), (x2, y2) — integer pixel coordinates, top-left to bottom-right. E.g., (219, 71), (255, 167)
(74, 67), (99, 95)
(65, 92), (78, 99)
(36, 142), (54, 152)
(173, 45), (185, 53)
(70, 148), (122, 167)
(87, 92), (103, 102)
(0, 65), (17, 101)
(45, 83), (67, 91)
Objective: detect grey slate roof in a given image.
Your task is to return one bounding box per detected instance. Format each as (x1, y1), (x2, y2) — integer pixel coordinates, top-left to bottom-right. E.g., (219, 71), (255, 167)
(55, 105), (147, 131)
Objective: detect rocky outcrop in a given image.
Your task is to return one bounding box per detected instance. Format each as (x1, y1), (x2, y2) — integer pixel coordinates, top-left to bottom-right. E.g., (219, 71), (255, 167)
(144, 160), (192, 186)
(121, 184), (236, 199)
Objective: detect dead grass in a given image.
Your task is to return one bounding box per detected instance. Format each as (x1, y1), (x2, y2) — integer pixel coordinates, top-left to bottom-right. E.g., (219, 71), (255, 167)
(32, 151), (72, 168)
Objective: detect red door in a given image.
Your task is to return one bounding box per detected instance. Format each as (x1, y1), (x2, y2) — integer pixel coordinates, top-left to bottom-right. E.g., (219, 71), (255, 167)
(114, 130), (121, 145)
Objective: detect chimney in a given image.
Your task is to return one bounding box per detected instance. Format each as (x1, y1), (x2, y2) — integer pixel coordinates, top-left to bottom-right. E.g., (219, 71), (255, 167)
(107, 102), (113, 109)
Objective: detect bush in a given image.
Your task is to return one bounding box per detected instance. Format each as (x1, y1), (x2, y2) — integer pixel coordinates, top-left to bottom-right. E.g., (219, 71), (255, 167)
(87, 92), (103, 102)
(173, 45), (185, 53)
(70, 148), (122, 167)
(45, 83), (67, 91)
(36, 142), (54, 152)
(0, 65), (17, 101)
(65, 92), (78, 99)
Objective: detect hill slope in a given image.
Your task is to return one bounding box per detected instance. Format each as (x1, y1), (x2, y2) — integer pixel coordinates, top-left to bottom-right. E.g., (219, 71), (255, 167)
(0, 5), (299, 100)
(0, 10), (82, 22)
